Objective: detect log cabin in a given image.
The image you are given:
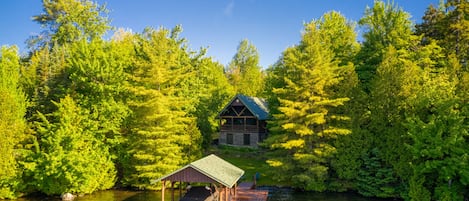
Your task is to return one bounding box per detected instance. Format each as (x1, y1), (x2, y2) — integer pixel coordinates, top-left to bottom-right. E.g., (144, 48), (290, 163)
(217, 94), (269, 147)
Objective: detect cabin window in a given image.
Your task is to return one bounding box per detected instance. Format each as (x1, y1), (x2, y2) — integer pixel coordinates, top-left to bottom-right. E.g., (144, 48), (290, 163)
(227, 133), (234, 145)
(233, 118), (244, 125)
(243, 134), (250, 145)
(246, 118), (257, 125)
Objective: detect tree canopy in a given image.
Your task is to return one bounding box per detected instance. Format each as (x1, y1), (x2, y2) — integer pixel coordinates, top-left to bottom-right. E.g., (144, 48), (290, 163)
(1, 0), (468, 200)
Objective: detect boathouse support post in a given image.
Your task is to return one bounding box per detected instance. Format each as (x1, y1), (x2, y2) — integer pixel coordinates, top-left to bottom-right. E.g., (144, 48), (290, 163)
(234, 183), (237, 199)
(171, 181), (175, 201)
(225, 187), (228, 201)
(179, 182), (182, 198)
(161, 180), (165, 201)
(219, 187), (222, 201)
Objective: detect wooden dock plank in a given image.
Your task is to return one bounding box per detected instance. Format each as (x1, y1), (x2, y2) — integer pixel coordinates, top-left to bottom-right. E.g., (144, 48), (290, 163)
(235, 182), (268, 201)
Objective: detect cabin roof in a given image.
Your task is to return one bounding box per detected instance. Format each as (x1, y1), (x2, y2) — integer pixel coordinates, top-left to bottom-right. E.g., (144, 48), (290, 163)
(156, 154), (244, 188)
(218, 94), (269, 120)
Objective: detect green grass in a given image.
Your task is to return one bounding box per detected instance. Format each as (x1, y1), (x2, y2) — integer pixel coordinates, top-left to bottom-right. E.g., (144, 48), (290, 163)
(206, 145), (287, 187)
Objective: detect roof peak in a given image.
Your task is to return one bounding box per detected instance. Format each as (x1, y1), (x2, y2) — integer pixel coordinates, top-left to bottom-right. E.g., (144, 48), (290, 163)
(219, 94), (269, 120)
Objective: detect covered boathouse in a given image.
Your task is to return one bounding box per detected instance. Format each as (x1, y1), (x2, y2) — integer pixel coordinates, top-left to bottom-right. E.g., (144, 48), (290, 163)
(157, 154), (244, 201)
(156, 154), (268, 201)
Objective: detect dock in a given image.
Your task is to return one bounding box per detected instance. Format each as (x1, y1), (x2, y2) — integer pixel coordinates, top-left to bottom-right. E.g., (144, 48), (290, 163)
(156, 155), (268, 201)
(234, 182), (268, 201)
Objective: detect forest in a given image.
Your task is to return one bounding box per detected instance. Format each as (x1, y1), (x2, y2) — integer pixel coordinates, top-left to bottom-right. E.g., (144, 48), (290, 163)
(0, 0), (468, 200)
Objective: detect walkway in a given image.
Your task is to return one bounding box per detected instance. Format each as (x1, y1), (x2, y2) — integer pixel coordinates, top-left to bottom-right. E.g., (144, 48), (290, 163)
(235, 182), (268, 201)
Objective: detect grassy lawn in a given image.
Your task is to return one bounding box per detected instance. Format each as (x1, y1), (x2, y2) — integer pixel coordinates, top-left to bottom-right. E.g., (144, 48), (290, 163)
(207, 145), (288, 187)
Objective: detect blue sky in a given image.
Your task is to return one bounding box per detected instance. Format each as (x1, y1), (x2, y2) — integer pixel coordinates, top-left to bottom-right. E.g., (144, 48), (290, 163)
(1, 0), (439, 68)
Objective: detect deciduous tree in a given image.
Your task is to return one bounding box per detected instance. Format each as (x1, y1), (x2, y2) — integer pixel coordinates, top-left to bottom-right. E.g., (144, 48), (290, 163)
(0, 46), (27, 199)
(226, 39), (264, 97)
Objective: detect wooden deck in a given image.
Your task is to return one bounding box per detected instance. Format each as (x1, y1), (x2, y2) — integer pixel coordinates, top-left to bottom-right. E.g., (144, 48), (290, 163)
(234, 182), (268, 201)
(178, 182), (268, 201)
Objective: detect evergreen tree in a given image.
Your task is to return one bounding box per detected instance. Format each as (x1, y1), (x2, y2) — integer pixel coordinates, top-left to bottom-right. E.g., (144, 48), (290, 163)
(123, 27), (202, 189)
(415, 2), (446, 43)
(226, 39), (264, 97)
(416, 0), (469, 68)
(0, 46), (27, 199)
(23, 45), (70, 117)
(347, 1), (419, 197)
(265, 17), (350, 191)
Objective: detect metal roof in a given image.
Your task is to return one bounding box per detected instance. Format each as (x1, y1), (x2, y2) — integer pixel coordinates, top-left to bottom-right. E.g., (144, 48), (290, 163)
(219, 94), (269, 120)
(157, 154), (244, 188)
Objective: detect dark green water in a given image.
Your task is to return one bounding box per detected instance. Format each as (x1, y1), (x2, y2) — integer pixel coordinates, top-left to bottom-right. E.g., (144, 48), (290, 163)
(17, 188), (397, 201)
(262, 187), (398, 201)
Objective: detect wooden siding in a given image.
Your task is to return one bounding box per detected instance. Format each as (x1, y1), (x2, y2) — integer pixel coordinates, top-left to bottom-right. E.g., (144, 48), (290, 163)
(163, 166), (218, 184)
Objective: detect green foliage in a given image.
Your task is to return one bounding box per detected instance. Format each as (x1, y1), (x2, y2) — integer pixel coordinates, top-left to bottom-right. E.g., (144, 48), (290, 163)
(406, 101), (469, 200)
(315, 11), (360, 66)
(0, 46), (27, 199)
(264, 14), (351, 191)
(404, 58), (469, 200)
(226, 39), (264, 97)
(123, 27), (202, 189)
(3, 0), (469, 199)
(23, 45), (70, 116)
(191, 57), (234, 148)
(67, 39), (131, 149)
(417, 0), (469, 68)
(33, 96), (116, 195)
(408, 174), (431, 201)
(357, 148), (399, 198)
(356, 0), (413, 91)
(31, 0), (110, 47)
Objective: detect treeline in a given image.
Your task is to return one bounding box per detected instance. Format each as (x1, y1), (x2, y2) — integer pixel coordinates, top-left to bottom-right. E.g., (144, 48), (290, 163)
(0, 0), (259, 198)
(0, 0), (468, 200)
(263, 1), (469, 200)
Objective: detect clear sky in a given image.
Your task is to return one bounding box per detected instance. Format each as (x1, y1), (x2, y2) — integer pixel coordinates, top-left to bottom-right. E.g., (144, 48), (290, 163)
(1, 0), (440, 68)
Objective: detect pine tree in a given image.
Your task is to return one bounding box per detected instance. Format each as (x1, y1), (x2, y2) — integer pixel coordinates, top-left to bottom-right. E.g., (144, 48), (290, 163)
(416, 0), (469, 69)
(265, 17), (350, 191)
(123, 27), (202, 189)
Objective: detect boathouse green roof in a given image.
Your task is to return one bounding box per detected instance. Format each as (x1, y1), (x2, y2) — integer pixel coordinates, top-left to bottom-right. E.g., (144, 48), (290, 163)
(157, 154), (244, 188)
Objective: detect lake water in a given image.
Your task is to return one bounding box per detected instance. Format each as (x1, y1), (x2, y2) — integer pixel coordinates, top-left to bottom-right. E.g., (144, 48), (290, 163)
(16, 187), (398, 201)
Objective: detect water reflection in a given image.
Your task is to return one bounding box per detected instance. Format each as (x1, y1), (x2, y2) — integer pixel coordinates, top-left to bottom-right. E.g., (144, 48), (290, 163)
(17, 188), (396, 201)
(17, 190), (181, 201)
(262, 187), (398, 201)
